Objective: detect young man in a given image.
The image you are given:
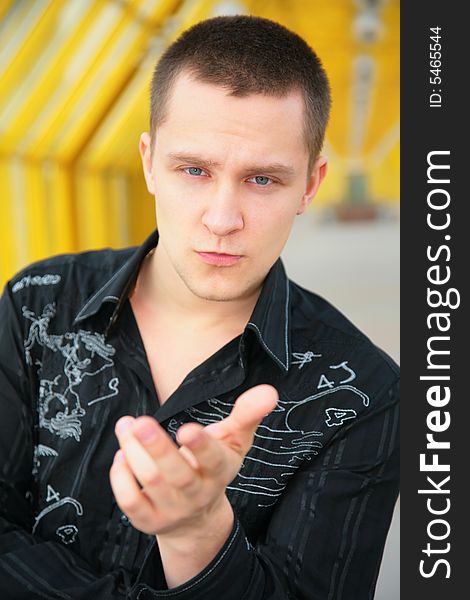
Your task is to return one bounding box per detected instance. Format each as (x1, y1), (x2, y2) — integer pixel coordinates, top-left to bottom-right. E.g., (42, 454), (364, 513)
(0, 15), (399, 599)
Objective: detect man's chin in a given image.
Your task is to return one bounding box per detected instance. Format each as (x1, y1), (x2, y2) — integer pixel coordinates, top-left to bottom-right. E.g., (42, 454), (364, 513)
(183, 276), (259, 304)
(175, 260), (264, 303)
(188, 286), (249, 303)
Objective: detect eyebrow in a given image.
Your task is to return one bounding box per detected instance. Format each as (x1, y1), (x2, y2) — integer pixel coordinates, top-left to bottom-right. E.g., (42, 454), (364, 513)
(166, 153), (220, 169)
(165, 152), (296, 178)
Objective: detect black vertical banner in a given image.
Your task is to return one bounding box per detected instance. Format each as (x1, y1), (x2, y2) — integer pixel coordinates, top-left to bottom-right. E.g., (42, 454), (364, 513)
(401, 3), (466, 598)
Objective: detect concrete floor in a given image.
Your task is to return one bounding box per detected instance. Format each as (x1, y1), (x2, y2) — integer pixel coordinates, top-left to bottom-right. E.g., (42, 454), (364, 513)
(281, 212), (400, 599)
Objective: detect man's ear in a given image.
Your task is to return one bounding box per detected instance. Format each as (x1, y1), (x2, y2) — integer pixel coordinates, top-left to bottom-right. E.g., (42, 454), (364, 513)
(297, 156), (328, 215)
(139, 132), (155, 195)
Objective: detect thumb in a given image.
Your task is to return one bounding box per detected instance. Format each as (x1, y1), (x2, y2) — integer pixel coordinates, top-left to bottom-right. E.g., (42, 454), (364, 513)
(205, 384), (278, 440)
(230, 384), (278, 432)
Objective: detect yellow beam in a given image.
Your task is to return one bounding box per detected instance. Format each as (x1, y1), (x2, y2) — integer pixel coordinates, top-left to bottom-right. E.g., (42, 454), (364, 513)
(56, 0), (185, 163)
(128, 172), (156, 243)
(75, 168), (110, 249)
(0, 0), (16, 24)
(78, 0), (219, 170)
(0, 0), (65, 104)
(42, 161), (77, 252)
(22, 0), (180, 162)
(0, 159), (17, 285)
(0, 0), (107, 153)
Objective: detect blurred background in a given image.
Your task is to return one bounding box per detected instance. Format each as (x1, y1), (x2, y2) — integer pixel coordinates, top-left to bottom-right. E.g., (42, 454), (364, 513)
(0, 1), (399, 597)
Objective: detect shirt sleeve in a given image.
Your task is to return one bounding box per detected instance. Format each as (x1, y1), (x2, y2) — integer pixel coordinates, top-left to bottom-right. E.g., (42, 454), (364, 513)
(0, 284), (129, 599)
(134, 378), (399, 599)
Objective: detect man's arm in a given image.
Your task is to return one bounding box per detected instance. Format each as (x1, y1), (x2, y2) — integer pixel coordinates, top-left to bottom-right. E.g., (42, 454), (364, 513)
(114, 379), (399, 599)
(0, 284), (134, 599)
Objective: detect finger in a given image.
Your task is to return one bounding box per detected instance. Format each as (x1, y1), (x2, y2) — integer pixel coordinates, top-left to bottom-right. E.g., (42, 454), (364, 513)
(109, 450), (156, 533)
(205, 384), (278, 443)
(230, 384), (278, 430)
(176, 423), (227, 479)
(121, 416), (202, 493)
(178, 445), (199, 470)
(115, 417), (163, 490)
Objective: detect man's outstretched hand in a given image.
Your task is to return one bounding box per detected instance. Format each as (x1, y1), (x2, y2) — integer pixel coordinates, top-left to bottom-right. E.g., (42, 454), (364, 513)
(109, 384), (278, 586)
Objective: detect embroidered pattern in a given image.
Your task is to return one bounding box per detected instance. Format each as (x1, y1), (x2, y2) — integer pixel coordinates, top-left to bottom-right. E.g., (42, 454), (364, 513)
(184, 397), (322, 506)
(12, 273), (61, 294)
(183, 368), (370, 507)
(325, 407), (358, 427)
(56, 524), (79, 545)
(23, 304), (119, 442)
(32, 444), (58, 475)
(291, 351), (322, 369)
(33, 485), (83, 541)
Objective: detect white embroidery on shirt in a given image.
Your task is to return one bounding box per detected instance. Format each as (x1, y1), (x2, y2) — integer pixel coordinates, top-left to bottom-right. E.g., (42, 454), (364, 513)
(46, 484), (60, 503)
(12, 273), (61, 293)
(325, 407), (358, 427)
(182, 369), (369, 506)
(184, 397), (322, 504)
(317, 361), (360, 391)
(167, 419), (180, 440)
(23, 303), (119, 442)
(226, 384), (368, 503)
(318, 373), (335, 389)
(32, 486), (83, 535)
(32, 444), (58, 475)
(186, 405), (224, 424)
(329, 361), (357, 383)
(291, 351), (322, 369)
(87, 377), (119, 406)
(56, 524), (78, 545)
(37, 445), (58, 458)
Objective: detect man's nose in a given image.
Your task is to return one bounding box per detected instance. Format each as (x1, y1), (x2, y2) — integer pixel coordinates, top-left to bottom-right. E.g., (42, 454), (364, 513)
(201, 184), (244, 236)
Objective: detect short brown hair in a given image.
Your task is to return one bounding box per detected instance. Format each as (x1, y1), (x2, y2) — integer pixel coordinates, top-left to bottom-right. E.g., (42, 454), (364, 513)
(150, 15), (331, 175)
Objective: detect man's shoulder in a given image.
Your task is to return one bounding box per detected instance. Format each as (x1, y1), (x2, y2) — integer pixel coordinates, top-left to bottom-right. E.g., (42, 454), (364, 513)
(8, 246), (135, 293)
(4, 246), (137, 324)
(288, 278), (399, 379)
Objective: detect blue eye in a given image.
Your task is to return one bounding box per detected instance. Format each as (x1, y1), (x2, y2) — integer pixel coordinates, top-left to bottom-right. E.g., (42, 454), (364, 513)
(184, 167), (205, 176)
(251, 176), (272, 186)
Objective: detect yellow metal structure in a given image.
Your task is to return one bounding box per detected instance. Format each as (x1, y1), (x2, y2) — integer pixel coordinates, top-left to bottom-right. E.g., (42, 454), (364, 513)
(0, 0), (399, 286)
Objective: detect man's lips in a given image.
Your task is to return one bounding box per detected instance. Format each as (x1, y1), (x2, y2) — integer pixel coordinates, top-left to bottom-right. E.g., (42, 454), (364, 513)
(196, 251), (242, 266)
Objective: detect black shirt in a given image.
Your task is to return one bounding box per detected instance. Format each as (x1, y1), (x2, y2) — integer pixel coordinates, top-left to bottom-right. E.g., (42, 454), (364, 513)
(0, 230), (399, 599)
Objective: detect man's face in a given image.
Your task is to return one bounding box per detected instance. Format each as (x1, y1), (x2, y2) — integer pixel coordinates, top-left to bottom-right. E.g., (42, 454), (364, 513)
(140, 71), (326, 303)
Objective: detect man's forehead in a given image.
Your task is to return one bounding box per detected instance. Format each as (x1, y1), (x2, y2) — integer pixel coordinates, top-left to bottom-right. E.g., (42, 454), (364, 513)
(156, 70), (308, 167)
(167, 69), (305, 113)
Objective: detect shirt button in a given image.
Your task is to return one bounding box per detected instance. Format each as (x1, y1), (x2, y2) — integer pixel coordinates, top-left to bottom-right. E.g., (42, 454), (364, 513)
(120, 514), (130, 526)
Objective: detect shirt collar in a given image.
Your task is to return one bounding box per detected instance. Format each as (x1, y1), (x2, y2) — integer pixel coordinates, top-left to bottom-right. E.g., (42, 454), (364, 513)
(74, 230), (291, 372)
(245, 259), (291, 372)
(73, 230), (158, 329)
